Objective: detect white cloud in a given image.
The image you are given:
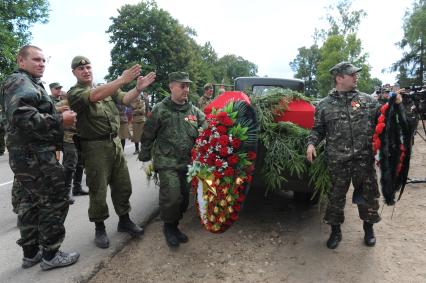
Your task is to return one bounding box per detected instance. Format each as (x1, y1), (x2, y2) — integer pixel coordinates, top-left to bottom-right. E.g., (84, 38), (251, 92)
(29, 0), (414, 90)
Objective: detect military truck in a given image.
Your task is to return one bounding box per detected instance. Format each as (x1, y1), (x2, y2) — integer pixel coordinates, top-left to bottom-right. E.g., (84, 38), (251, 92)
(233, 77), (318, 203)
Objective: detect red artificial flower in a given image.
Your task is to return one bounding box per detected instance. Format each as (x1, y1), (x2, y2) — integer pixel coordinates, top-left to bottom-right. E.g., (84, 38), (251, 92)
(222, 117), (234, 127)
(213, 171), (223, 179)
(217, 111), (228, 119)
(231, 138), (241, 149)
(380, 103), (389, 114)
(237, 194), (245, 203)
(247, 151), (256, 160)
(204, 108), (212, 115)
(219, 135), (229, 147)
(378, 115), (385, 124)
(375, 123), (385, 134)
(219, 147), (229, 157)
(210, 137), (219, 146)
(246, 174), (253, 183)
(224, 167), (235, 177)
(207, 155), (216, 166)
(227, 154), (239, 166)
(204, 128), (212, 137)
(215, 159), (224, 168)
(217, 125), (227, 135)
(233, 204), (241, 212)
(230, 212), (239, 221)
(373, 139), (381, 152)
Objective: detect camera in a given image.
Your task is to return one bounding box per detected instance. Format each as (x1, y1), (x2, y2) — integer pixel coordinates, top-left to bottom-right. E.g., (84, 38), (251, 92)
(401, 85), (426, 118)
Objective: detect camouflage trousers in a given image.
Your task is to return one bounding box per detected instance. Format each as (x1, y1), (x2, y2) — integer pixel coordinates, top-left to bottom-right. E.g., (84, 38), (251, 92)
(0, 125), (5, 153)
(11, 177), (23, 214)
(8, 149), (69, 252)
(158, 169), (190, 223)
(324, 159), (381, 225)
(81, 137), (132, 222)
(63, 142), (84, 190)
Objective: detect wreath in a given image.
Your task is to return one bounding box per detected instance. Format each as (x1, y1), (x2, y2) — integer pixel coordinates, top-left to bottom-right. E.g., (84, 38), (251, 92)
(187, 101), (258, 233)
(372, 94), (413, 205)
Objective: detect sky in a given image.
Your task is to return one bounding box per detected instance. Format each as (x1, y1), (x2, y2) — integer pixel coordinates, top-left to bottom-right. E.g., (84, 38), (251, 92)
(30, 0), (415, 91)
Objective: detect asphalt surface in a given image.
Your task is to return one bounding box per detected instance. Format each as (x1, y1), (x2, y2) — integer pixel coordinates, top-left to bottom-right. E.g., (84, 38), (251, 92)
(0, 144), (159, 283)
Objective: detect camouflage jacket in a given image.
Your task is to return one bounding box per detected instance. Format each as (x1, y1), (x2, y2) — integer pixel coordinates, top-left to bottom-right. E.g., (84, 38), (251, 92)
(1, 69), (63, 151)
(307, 89), (380, 165)
(139, 96), (206, 170)
(56, 99), (77, 143)
(198, 95), (212, 111)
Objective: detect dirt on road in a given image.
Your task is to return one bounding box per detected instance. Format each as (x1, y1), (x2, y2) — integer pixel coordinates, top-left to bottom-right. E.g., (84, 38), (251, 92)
(89, 131), (426, 283)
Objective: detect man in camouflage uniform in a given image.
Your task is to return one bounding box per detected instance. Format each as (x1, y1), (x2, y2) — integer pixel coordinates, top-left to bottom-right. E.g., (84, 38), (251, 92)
(139, 72), (206, 248)
(49, 82), (63, 104)
(130, 94), (147, 154)
(68, 56), (156, 249)
(1, 45), (79, 270)
(197, 83), (213, 111)
(306, 62), (402, 249)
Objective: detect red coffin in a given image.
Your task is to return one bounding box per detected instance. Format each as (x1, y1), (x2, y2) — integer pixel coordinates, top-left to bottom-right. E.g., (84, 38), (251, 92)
(204, 92), (314, 129)
(204, 91), (250, 114)
(275, 100), (315, 129)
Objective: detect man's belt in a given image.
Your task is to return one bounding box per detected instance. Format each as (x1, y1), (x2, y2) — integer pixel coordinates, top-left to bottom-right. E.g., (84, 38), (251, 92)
(80, 133), (118, 141)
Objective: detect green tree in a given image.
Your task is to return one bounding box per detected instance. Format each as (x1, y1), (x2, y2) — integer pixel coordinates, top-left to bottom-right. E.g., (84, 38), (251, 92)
(392, 0), (426, 86)
(0, 0), (49, 81)
(106, 0), (203, 102)
(289, 44), (321, 97)
(316, 0), (379, 96)
(214, 54), (257, 85)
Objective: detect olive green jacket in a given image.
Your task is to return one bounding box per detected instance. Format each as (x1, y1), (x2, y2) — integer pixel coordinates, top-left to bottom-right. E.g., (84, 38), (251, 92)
(67, 82), (125, 140)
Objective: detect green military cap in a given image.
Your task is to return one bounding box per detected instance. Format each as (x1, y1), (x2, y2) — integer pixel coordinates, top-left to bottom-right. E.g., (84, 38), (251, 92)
(203, 83), (213, 90)
(382, 87), (390, 93)
(168, 71), (192, 83)
(71, 55), (91, 69)
(49, 82), (62, 89)
(329, 61), (362, 76)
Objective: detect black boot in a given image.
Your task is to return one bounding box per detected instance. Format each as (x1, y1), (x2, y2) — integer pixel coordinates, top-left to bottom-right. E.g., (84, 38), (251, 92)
(94, 222), (109, 249)
(117, 213), (144, 237)
(72, 165), (88, 195)
(174, 222), (188, 243)
(363, 222), (376, 247)
(163, 223), (179, 247)
(64, 169), (75, 205)
(326, 225), (342, 249)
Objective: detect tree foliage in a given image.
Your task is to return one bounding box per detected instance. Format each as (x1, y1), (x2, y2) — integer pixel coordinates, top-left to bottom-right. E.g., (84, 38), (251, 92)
(290, 0), (381, 97)
(0, 0), (49, 81)
(392, 0), (426, 86)
(106, 0), (257, 103)
(289, 44), (321, 97)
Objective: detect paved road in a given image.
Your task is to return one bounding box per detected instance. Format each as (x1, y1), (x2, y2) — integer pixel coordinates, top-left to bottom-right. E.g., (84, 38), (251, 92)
(0, 144), (159, 283)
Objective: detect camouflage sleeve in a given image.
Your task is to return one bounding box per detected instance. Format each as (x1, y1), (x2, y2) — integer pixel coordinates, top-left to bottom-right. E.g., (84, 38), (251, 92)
(194, 105), (206, 129)
(3, 77), (63, 141)
(68, 86), (91, 114)
(307, 101), (326, 146)
(139, 106), (161, 162)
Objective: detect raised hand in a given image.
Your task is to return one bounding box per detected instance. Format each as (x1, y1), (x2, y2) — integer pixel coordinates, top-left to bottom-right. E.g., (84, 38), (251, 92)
(120, 64), (142, 85)
(136, 72), (156, 92)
